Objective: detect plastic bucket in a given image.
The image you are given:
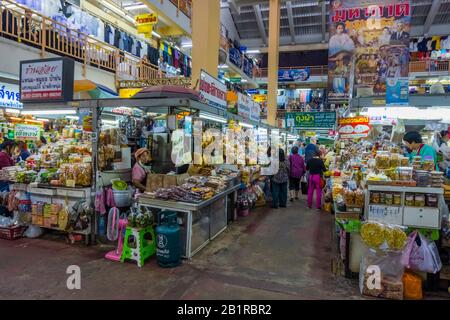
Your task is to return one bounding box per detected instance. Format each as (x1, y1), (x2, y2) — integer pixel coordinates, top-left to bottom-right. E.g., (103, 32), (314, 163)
(112, 188), (134, 208)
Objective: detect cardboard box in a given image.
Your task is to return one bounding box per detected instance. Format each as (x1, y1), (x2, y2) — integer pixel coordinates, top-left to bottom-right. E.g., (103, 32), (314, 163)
(32, 215), (43, 226)
(146, 174), (165, 192)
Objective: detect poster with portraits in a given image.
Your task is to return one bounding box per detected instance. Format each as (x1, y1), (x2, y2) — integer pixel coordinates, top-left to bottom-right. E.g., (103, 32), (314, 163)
(328, 0), (411, 102)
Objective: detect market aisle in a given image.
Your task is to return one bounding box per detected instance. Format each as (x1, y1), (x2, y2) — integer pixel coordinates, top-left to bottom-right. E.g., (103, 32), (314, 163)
(0, 199), (361, 300)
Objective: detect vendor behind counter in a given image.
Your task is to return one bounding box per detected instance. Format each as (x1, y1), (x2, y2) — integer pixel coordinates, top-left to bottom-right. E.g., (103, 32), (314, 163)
(403, 131), (438, 169)
(132, 148), (152, 193)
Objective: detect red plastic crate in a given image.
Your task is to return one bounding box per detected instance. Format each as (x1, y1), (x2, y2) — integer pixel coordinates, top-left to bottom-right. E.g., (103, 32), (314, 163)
(0, 225), (26, 240)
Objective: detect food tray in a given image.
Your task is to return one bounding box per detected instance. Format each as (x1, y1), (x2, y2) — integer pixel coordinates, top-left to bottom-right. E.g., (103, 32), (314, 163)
(0, 225), (27, 240)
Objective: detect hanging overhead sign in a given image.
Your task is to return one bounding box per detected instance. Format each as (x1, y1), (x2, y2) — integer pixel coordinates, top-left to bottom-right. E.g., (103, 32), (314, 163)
(135, 13), (158, 36)
(278, 68), (310, 82)
(199, 70), (227, 110)
(250, 101), (260, 122)
(285, 112), (336, 129)
(338, 116), (371, 139)
(229, 47), (242, 68)
(20, 57), (74, 103)
(237, 93), (251, 119)
(0, 83), (22, 110)
(327, 0), (411, 102)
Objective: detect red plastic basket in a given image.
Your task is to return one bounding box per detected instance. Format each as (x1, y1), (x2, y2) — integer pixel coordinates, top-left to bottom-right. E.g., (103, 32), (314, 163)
(0, 225), (26, 240)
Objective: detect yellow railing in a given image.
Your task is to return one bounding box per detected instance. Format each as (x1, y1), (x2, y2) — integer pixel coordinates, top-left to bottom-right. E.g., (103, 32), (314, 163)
(0, 0), (160, 82)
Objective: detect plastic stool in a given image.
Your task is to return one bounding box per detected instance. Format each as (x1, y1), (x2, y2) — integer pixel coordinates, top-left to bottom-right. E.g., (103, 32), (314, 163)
(121, 226), (156, 267)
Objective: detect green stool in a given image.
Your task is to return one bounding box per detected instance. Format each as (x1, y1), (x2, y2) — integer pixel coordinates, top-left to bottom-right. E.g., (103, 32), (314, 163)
(121, 226), (156, 267)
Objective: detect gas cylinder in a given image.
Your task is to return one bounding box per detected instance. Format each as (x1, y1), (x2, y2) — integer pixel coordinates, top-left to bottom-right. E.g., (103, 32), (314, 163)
(155, 211), (181, 268)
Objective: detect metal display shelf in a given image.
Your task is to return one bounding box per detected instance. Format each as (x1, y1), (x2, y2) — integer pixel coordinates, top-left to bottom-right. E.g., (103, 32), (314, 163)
(364, 184), (444, 229)
(137, 184), (240, 259)
(366, 185), (444, 194)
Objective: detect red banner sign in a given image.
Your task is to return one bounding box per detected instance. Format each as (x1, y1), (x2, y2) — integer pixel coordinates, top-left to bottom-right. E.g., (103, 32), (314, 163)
(338, 116), (371, 139)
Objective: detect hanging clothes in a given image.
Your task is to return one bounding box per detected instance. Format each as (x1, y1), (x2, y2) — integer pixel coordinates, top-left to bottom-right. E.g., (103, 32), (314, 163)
(95, 189), (106, 215)
(136, 41), (142, 58)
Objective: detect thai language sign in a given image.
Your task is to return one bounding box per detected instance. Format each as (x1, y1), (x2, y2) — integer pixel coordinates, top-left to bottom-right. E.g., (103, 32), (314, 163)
(338, 116), (371, 139)
(327, 0), (411, 102)
(15, 124), (40, 141)
(20, 58), (74, 102)
(0, 83), (22, 110)
(285, 112), (336, 129)
(199, 70), (227, 109)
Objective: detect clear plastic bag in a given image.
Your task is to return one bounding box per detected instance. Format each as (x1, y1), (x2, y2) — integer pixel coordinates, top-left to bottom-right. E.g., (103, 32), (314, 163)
(359, 249), (404, 300)
(24, 225), (44, 238)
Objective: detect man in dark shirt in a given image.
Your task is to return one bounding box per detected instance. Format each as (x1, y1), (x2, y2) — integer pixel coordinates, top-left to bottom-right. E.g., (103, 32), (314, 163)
(305, 137), (319, 163)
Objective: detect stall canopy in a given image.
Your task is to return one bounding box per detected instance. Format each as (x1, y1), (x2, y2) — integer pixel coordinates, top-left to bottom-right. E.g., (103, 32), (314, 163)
(74, 80), (118, 99)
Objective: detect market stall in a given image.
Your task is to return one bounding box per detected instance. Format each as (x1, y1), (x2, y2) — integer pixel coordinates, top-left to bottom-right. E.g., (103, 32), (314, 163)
(328, 114), (450, 298)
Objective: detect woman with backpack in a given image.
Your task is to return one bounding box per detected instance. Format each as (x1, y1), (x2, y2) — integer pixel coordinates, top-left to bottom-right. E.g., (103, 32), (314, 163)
(288, 146), (306, 202)
(271, 149), (290, 209)
(306, 150), (326, 210)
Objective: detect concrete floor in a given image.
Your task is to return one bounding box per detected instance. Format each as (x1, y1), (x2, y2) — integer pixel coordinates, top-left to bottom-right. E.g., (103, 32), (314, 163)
(0, 198), (447, 300)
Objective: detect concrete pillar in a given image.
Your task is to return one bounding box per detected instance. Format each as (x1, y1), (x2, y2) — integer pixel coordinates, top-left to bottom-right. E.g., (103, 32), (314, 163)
(266, 0), (280, 127)
(191, 0), (220, 89)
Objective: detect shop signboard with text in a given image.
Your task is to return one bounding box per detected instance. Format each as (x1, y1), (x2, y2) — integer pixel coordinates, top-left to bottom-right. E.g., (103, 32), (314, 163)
(338, 116), (371, 139)
(250, 101), (260, 122)
(199, 70), (227, 110)
(278, 68), (310, 82)
(285, 112), (336, 129)
(327, 0), (411, 102)
(229, 47), (242, 69)
(237, 93), (251, 119)
(20, 58), (74, 103)
(14, 124), (40, 141)
(386, 77), (409, 106)
(0, 82), (22, 110)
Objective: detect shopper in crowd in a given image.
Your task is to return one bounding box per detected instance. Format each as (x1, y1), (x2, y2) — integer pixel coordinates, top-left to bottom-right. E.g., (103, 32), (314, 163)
(434, 130), (450, 170)
(0, 140), (19, 192)
(16, 141), (30, 162)
(306, 150), (326, 210)
(298, 142), (306, 157)
(305, 137), (319, 163)
(271, 149), (289, 209)
(132, 148), (152, 193)
(288, 146), (306, 202)
(403, 131), (438, 168)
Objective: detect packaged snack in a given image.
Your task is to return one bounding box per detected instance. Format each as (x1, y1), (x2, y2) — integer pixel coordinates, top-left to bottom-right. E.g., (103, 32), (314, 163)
(361, 222), (385, 248)
(405, 194), (414, 206)
(414, 194), (425, 207)
(400, 157), (410, 167)
(389, 154), (401, 168)
(371, 192), (380, 204)
(397, 167), (413, 181)
(385, 192), (393, 205)
(393, 193), (401, 205)
(384, 225), (407, 250)
(426, 194), (438, 207)
(376, 152), (390, 170)
(355, 189), (364, 206)
(344, 189), (355, 205)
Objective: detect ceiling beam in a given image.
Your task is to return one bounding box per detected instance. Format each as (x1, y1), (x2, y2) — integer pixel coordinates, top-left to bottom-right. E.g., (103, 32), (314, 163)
(253, 4), (268, 45)
(286, 1), (296, 44)
(321, 1), (326, 42)
(423, 0), (441, 35)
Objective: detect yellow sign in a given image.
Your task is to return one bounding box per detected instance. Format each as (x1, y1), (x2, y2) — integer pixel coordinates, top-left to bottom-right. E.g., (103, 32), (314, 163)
(135, 13), (158, 35)
(304, 131), (316, 138)
(119, 88), (142, 98)
(253, 94), (267, 103)
(372, 99), (386, 105)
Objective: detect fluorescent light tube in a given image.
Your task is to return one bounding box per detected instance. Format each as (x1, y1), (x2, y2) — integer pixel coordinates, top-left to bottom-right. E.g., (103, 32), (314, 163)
(219, 64), (228, 69)
(101, 0), (125, 16)
(199, 113), (227, 124)
(240, 122), (254, 128)
(241, 79), (248, 83)
(5, 108), (20, 114)
(182, 43), (192, 48)
(123, 3), (147, 10)
(22, 110), (77, 115)
(152, 31), (161, 38)
(246, 49), (260, 54)
(66, 116), (79, 120)
(36, 118), (50, 122)
(102, 119), (119, 125)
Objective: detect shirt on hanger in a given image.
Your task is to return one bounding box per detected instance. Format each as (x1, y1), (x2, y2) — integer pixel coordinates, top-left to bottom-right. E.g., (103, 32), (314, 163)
(104, 24), (112, 44)
(114, 28), (122, 48)
(140, 42), (148, 59)
(136, 41), (142, 57)
(127, 36), (134, 54)
(97, 19), (105, 42)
